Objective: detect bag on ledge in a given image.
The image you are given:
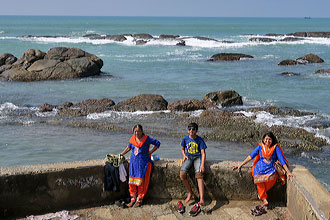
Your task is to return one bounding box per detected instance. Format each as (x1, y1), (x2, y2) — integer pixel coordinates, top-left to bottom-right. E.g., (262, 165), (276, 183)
(274, 160), (286, 176)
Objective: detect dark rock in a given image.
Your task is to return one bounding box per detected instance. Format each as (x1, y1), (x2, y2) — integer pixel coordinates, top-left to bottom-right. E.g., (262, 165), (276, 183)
(315, 69), (330, 74)
(40, 103), (55, 112)
(278, 59), (299, 65)
(208, 53), (254, 61)
(280, 37), (304, 42)
(105, 35), (127, 42)
(133, 33), (153, 39)
(1, 47), (103, 81)
(0, 53), (17, 66)
(58, 98), (115, 117)
(287, 32), (330, 38)
(281, 72), (300, 76)
(159, 34), (180, 39)
(112, 94), (168, 112)
(297, 53), (324, 63)
(265, 33), (284, 37)
(83, 34), (105, 39)
(249, 37), (277, 42)
(136, 40), (148, 45)
(203, 90), (243, 107)
(168, 99), (205, 112)
(176, 40), (186, 46)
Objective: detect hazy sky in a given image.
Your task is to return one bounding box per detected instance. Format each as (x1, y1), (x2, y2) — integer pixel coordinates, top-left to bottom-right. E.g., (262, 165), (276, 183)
(1, 0), (329, 18)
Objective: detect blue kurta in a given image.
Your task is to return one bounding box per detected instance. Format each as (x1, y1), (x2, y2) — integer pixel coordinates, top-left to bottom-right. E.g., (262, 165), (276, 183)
(128, 136), (160, 185)
(250, 144), (287, 183)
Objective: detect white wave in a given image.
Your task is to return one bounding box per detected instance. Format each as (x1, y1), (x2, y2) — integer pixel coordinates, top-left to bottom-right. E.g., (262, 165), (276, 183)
(35, 109), (58, 117)
(0, 102), (19, 111)
(189, 110), (204, 117)
(87, 110), (170, 120)
(236, 110), (330, 144)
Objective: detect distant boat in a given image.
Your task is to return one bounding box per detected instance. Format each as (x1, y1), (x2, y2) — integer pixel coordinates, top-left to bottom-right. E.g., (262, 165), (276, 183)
(304, 16), (311, 19)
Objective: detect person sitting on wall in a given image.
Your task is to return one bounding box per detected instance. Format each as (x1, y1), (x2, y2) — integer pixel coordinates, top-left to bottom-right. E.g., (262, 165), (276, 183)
(233, 131), (295, 215)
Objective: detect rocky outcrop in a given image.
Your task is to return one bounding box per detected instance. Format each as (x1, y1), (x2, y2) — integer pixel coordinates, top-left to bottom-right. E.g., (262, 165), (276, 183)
(105, 35), (127, 42)
(203, 90), (243, 107)
(133, 33), (153, 40)
(0, 47), (103, 81)
(280, 37), (304, 42)
(278, 53), (324, 65)
(57, 98), (115, 117)
(287, 32), (330, 38)
(297, 53), (324, 63)
(112, 94), (168, 112)
(208, 53), (254, 61)
(249, 37), (277, 42)
(176, 40), (186, 46)
(168, 99), (205, 112)
(315, 69), (330, 74)
(159, 34), (180, 39)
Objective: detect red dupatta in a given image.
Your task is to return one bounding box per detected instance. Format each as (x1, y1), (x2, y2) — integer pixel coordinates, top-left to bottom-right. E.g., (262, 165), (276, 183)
(130, 135), (148, 147)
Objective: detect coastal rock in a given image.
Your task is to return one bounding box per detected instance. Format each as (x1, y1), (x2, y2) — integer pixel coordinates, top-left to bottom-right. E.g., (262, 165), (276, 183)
(315, 69), (330, 74)
(133, 33), (153, 39)
(281, 72), (300, 76)
(0, 47), (103, 81)
(168, 99), (205, 112)
(0, 53), (17, 66)
(136, 40), (148, 45)
(40, 103), (56, 112)
(208, 53), (254, 61)
(297, 53), (324, 63)
(105, 34), (127, 42)
(280, 37), (303, 42)
(278, 59), (299, 65)
(83, 34), (104, 39)
(265, 33), (284, 37)
(203, 90), (243, 107)
(194, 36), (219, 42)
(287, 32), (330, 38)
(176, 40), (186, 46)
(58, 98), (115, 117)
(159, 34), (180, 39)
(112, 94), (168, 112)
(249, 37), (277, 42)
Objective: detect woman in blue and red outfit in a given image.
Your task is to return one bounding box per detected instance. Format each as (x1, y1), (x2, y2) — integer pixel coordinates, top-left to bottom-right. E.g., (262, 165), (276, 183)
(233, 132), (295, 208)
(121, 124), (160, 207)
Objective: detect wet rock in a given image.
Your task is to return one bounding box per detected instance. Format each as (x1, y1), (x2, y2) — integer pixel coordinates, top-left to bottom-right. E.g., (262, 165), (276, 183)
(1, 47), (103, 81)
(249, 37), (277, 42)
(280, 37), (304, 42)
(0, 53), (17, 66)
(58, 98), (115, 117)
(168, 99), (205, 112)
(278, 59), (299, 65)
(133, 33), (153, 39)
(159, 34), (180, 39)
(105, 34), (127, 42)
(112, 94), (168, 112)
(176, 40), (186, 46)
(203, 90), (243, 107)
(281, 72), (300, 76)
(135, 40), (148, 45)
(297, 53), (324, 64)
(83, 34), (105, 39)
(208, 53), (254, 61)
(265, 33), (284, 37)
(315, 69), (330, 74)
(287, 32), (330, 38)
(40, 103), (56, 112)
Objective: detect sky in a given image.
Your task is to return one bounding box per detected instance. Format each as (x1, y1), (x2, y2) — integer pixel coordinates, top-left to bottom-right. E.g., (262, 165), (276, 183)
(0, 0), (329, 18)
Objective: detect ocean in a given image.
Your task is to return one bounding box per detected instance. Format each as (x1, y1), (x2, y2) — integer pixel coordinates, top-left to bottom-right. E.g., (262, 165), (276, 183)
(0, 16), (329, 191)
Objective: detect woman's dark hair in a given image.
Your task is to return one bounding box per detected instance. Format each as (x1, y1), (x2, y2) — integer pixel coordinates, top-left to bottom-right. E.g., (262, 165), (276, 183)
(133, 124), (145, 135)
(262, 131), (278, 145)
(188, 122), (198, 131)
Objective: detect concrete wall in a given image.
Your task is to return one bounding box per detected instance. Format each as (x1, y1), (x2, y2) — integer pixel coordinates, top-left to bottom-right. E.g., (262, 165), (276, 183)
(288, 165), (330, 220)
(0, 159), (327, 219)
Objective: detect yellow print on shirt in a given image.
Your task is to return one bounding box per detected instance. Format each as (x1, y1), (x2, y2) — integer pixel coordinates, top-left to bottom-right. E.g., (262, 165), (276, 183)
(187, 141), (199, 154)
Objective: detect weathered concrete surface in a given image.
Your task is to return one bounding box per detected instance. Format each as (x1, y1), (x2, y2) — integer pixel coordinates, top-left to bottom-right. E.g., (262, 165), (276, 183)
(1, 159), (328, 219)
(288, 165), (330, 220)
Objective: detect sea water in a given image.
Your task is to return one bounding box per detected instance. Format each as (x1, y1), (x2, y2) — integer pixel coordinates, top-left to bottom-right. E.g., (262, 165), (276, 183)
(0, 16), (329, 191)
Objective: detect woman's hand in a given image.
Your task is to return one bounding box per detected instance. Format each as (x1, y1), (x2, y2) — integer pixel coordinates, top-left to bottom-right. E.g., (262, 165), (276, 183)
(232, 165), (241, 172)
(287, 171), (296, 179)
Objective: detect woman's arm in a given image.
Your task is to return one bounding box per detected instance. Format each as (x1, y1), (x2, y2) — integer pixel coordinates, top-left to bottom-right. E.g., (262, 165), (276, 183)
(148, 146), (159, 155)
(283, 164), (295, 179)
(233, 155), (252, 172)
(121, 146), (131, 155)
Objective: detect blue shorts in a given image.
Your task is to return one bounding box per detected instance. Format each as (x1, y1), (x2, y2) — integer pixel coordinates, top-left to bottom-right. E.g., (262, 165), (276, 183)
(180, 155), (201, 173)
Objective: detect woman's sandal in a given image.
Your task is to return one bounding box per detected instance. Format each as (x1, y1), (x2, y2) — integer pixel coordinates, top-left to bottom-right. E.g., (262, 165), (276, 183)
(133, 197), (143, 207)
(127, 196), (137, 207)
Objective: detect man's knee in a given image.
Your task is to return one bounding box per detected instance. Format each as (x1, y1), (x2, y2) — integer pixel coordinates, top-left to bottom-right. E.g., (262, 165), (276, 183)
(195, 172), (203, 179)
(180, 171), (187, 180)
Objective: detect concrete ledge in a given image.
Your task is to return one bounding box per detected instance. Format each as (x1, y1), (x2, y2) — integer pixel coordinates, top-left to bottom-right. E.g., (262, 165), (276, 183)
(288, 165), (330, 220)
(0, 159), (321, 219)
